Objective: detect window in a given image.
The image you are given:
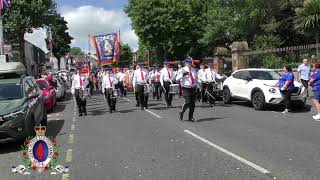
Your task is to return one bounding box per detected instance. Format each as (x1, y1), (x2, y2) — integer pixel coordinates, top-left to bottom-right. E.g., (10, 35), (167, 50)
(232, 71), (243, 79)
(241, 71), (252, 80)
(0, 84), (23, 100)
(249, 71), (280, 80)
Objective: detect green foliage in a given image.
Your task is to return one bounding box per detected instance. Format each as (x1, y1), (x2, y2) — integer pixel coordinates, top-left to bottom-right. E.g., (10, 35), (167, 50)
(46, 13), (73, 70)
(3, 0), (56, 65)
(69, 47), (85, 56)
(116, 43), (133, 68)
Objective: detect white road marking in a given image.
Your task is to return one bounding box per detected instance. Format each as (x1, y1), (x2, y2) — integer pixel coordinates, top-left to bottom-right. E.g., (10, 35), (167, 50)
(184, 130), (271, 175)
(71, 124), (75, 131)
(145, 109), (162, 118)
(68, 134), (74, 144)
(72, 117), (76, 122)
(314, 119), (320, 122)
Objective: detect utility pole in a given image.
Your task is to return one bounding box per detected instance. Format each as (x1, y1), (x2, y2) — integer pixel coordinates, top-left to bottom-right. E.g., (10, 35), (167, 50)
(0, 12), (4, 55)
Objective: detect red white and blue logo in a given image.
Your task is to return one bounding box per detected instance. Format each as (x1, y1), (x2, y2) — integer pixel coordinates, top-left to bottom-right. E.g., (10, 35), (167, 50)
(12, 125), (69, 175)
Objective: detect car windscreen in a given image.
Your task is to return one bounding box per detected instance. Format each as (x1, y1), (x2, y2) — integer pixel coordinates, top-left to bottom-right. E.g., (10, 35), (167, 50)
(37, 81), (49, 90)
(249, 71), (280, 80)
(0, 83), (23, 100)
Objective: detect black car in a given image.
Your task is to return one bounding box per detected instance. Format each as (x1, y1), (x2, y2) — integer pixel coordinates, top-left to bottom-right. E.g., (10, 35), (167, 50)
(0, 75), (47, 143)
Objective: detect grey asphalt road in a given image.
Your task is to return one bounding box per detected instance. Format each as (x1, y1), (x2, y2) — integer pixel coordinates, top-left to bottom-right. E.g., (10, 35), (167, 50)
(1, 91), (319, 180)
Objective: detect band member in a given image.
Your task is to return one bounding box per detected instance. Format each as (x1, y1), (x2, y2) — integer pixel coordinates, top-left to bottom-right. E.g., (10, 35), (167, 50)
(133, 62), (149, 110)
(71, 70), (88, 116)
(160, 60), (174, 108)
(116, 69), (126, 97)
(151, 66), (162, 100)
(176, 58), (198, 122)
(177, 64), (183, 97)
(102, 67), (118, 113)
(204, 61), (222, 106)
(197, 64), (207, 103)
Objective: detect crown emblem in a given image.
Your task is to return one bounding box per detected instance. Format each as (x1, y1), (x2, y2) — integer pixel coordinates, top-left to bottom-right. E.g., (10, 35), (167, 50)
(34, 124), (46, 136)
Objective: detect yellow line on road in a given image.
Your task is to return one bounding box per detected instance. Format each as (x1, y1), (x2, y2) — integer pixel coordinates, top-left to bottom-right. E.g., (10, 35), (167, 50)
(66, 149), (73, 163)
(61, 173), (70, 180)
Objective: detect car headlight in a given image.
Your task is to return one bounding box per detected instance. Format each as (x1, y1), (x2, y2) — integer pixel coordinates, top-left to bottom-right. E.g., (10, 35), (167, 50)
(269, 88), (276, 94)
(3, 109), (26, 122)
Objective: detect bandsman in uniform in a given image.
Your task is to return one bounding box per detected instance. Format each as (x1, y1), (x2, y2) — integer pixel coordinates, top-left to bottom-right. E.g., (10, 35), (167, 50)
(102, 66), (119, 113)
(160, 60), (174, 108)
(133, 62), (150, 110)
(176, 58), (198, 123)
(198, 64), (207, 103)
(71, 69), (88, 116)
(151, 65), (162, 101)
(116, 68), (126, 97)
(204, 61), (222, 106)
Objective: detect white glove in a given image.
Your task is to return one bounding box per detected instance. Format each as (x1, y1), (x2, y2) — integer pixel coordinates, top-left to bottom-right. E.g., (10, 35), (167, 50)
(281, 87), (286, 91)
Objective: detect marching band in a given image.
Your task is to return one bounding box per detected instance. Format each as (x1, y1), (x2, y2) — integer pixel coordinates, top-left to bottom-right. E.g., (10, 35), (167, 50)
(72, 58), (223, 123)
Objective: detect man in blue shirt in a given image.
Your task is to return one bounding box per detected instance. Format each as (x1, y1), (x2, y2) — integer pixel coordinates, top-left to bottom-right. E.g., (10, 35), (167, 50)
(298, 59), (311, 98)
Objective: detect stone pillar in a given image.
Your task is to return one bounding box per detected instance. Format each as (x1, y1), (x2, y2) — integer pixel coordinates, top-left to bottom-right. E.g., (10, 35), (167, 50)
(231, 41), (249, 72)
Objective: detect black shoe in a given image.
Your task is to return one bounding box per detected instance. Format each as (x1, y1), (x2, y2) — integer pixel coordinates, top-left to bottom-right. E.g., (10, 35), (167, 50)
(169, 105), (173, 108)
(141, 107), (145, 110)
(145, 106), (148, 109)
(190, 118), (197, 123)
(84, 111), (87, 115)
(113, 109), (117, 112)
(179, 112), (183, 121)
(79, 113), (83, 117)
(136, 104), (140, 107)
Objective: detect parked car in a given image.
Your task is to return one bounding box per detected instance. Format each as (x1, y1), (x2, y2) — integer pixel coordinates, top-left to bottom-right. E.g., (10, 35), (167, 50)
(36, 79), (56, 112)
(0, 62), (47, 143)
(54, 77), (66, 100)
(222, 68), (306, 110)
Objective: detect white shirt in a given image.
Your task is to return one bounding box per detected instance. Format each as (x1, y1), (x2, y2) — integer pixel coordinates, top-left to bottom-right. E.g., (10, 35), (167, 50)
(71, 74), (87, 94)
(197, 69), (206, 83)
(132, 68), (149, 87)
(102, 73), (118, 93)
(151, 71), (161, 82)
(176, 66), (198, 88)
(117, 72), (126, 82)
(160, 67), (174, 85)
(204, 68), (222, 82)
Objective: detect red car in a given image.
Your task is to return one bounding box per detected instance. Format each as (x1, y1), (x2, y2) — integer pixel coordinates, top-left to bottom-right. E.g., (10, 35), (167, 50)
(36, 78), (56, 112)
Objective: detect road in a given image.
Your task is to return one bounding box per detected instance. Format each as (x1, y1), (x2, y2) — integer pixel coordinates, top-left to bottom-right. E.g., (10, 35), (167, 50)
(1, 91), (320, 180)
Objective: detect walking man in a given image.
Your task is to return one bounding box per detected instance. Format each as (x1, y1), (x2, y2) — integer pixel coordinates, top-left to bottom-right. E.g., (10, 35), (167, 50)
(116, 69), (126, 97)
(298, 59), (311, 98)
(71, 70), (88, 116)
(133, 62), (149, 110)
(151, 65), (162, 101)
(160, 60), (174, 108)
(176, 58), (198, 123)
(102, 67), (118, 113)
(197, 64), (207, 103)
(204, 61), (222, 106)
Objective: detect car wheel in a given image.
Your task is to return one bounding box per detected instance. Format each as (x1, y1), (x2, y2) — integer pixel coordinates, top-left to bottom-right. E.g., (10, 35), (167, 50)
(40, 112), (48, 127)
(222, 87), (232, 104)
(252, 91), (265, 110)
(26, 117), (36, 137)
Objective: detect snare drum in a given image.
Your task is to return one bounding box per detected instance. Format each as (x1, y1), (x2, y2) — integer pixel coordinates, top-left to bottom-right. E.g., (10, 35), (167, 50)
(169, 84), (179, 94)
(109, 88), (118, 99)
(144, 84), (150, 94)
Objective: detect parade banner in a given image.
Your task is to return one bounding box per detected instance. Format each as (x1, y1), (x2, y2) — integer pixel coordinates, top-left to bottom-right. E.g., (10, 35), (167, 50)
(92, 32), (120, 66)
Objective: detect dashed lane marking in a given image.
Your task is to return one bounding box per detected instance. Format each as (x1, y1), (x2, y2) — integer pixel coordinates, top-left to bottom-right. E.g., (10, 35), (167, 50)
(145, 109), (162, 118)
(71, 124), (75, 131)
(184, 130), (272, 176)
(68, 134), (74, 144)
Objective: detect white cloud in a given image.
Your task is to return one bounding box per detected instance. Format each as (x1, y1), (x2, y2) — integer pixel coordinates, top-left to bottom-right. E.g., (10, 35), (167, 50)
(24, 5), (138, 53)
(61, 5), (138, 52)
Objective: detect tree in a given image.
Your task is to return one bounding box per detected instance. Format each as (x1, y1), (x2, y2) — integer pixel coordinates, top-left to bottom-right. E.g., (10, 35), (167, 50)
(3, 0), (56, 65)
(69, 47), (85, 56)
(45, 13), (73, 70)
(116, 43), (133, 68)
(125, 0), (207, 61)
(295, 0), (320, 57)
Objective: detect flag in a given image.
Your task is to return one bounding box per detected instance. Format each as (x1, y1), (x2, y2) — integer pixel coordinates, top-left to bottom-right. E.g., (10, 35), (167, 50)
(0, 0), (10, 11)
(92, 33), (118, 66)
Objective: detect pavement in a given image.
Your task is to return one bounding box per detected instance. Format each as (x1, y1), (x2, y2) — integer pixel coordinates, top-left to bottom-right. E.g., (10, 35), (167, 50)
(0, 91), (319, 180)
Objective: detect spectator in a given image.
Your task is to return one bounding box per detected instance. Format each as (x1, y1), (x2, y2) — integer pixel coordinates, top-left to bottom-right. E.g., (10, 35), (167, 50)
(297, 59), (311, 98)
(278, 65), (295, 114)
(309, 62), (320, 120)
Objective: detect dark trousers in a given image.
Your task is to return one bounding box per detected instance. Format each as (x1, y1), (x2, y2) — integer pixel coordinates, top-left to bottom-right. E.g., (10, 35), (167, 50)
(135, 92), (140, 105)
(104, 88), (116, 111)
(154, 82), (161, 100)
(201, 83), (207, 103)
(116, 81), (125, 97)
(181, 87), (196, 119)
(281, 90), (292, 110)
(301, 79), (309, 97)
(206, 82), (216, 105)
(163, 81), (173, 106)
(136, 84), (149, 108)
(75, 89), (87, 114)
